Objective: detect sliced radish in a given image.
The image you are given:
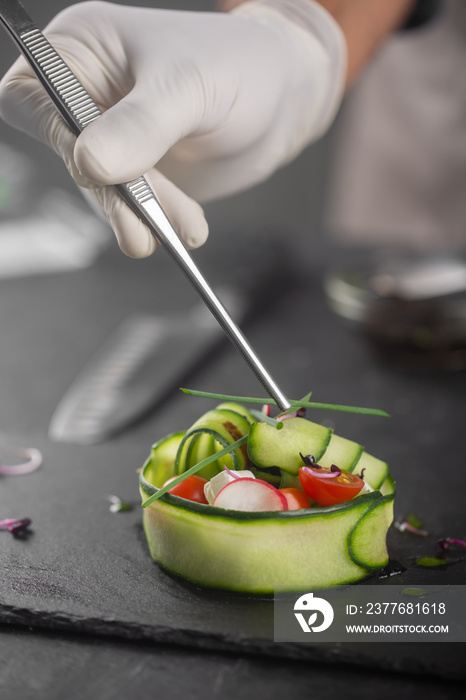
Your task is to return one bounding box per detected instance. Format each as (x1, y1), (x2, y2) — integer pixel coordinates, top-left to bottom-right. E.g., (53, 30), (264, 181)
(213, 478), (288, 512)
(204, 469), (255, 505)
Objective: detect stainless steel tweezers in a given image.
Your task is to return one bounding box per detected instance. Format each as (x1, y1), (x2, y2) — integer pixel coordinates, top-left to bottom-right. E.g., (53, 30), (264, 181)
(0, 0), (291, 411)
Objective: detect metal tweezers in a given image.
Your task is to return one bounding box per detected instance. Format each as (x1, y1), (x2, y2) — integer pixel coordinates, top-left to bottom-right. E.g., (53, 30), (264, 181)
(0, 0), (291, 411)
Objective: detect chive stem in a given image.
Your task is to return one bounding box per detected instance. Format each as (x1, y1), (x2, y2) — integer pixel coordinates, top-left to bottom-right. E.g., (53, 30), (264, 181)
(249, 408), (283, 429)
(180, 388), (389, 418)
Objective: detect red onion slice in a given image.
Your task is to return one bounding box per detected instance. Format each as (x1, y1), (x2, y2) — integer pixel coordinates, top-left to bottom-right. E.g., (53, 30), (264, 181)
(301, 465), (341, 479)
(223, 465), (241, 480)
(278, 411), (297, 421)
(279, 407), (307, 420)
(0, 445), (42, 475)
(437, 537), (466, 551)
(0, 518), (31, 534)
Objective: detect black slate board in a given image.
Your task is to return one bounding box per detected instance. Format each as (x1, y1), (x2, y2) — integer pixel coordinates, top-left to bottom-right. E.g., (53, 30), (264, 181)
(1, 238), (465, 681)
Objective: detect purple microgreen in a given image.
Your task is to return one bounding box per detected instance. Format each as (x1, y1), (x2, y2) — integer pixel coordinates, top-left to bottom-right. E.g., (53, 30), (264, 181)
(0, 517), (31, 535)
(299, 453), (316, 466)
(278, 411), (298, 421)
(395, 515), (428, 537)
(107, 495), (133, 513)
(222, 466), (241, 480)
(0, 445), (42, 476)
(278, 406), (307, 421)
(180, 388), (390, 418)
(356, 467), (366, 480)
(302, 465), (340, 479)
(437, 538), (466, 553)
(406, 513), (425, 530)
(142, 435), (248, 508)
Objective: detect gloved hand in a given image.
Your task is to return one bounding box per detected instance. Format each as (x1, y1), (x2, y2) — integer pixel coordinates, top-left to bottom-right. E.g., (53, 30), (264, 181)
(0, 0), (346, 258)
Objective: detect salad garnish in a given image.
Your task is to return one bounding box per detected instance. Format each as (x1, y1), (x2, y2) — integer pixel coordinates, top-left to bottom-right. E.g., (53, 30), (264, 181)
(301, 464), (342, 479)
(248, 405), (308, 430)
(299, 453), (316, 466)
(414, 557), (451, 568)
(143, 389), (390, 511)
(180, 388), (390, 417)
(411, 536), (466, 568)
(0, 517), (31, 535)
(299, 464), (365, 506)
(437, 538), (466, 552)
(401, 587), (428, 597)
(278, 407), (307, 421)
(223, 465), (241, 480)
(249, 408), (284, 429)
(140, 390), (395, 590)
(395, 514), (428, 537)
(0, 444), (42, 475)
(107, 494), (133, 513)
(300, 453), (343, 478)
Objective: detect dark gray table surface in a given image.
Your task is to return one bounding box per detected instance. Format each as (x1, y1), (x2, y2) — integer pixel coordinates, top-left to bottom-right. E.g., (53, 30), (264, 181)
(0, 225), (465, 699)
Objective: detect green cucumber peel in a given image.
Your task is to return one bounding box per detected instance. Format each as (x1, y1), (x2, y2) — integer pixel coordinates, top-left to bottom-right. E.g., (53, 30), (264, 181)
(180, 388), (390, 418)
(141, 435), (248, 508)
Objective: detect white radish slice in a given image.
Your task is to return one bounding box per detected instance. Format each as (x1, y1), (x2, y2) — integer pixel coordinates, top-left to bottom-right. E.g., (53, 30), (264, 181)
(213, 478), (288, 512)
(204, 469), (255, 505)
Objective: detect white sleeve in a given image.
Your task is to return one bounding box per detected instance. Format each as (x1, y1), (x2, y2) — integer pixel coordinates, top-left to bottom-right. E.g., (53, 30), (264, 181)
(324, 0), (466, 251)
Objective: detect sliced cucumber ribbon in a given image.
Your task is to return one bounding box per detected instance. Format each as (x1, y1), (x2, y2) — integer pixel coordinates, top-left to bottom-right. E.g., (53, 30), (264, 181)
(142, 435), (248, 508)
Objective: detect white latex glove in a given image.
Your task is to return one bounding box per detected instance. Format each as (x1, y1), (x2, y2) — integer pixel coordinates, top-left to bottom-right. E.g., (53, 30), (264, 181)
(0, 0), (346, 258)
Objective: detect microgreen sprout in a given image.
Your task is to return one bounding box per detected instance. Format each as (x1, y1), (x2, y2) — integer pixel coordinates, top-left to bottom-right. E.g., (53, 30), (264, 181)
(395, 515), (428, 537)
(107, 495), (133, 513)
(299, 453), (316, 466)
(411, 535), (466, 568)
(0, 518), (31, 535)
(437, 538), (466, 553)
(222, 466), (241, 480)
(414, 557), (450, 568)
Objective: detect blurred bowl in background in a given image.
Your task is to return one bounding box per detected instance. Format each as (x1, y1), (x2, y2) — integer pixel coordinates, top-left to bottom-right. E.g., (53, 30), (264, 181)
(324, 252), (466, 371)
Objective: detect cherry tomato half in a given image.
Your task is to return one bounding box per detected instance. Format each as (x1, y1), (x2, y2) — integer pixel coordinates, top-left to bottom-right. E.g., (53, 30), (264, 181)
(163, 475), (208, 504)
(279, 488), (311, 510)
(299, 466), (364, 506)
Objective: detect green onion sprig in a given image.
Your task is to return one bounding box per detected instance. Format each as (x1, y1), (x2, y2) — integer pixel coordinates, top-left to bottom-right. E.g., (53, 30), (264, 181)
(180, 388), (390, 418)
(248, 408), (284, 429)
